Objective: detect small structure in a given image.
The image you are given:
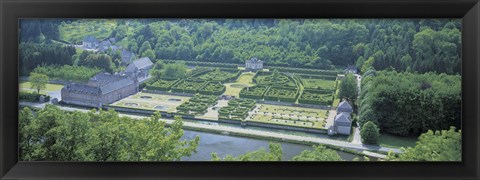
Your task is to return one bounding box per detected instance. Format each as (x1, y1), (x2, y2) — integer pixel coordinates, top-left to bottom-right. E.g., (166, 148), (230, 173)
(61, 72), (139, 108)
(83, 36), (98, 49)
(245, 57), (263, 71)
(344, 65), (358, 74)
(334, 113), (352, 135)
(337, 100), (353, 115)
(121, 49), (135, 64)
(125, 57), (154, 82)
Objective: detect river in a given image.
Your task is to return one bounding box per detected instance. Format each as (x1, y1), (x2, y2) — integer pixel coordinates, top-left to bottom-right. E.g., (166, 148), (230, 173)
(181, 130), (362, 161)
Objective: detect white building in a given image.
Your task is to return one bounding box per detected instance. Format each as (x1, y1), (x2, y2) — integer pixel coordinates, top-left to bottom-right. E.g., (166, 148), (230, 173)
(245, 57), (263, 71)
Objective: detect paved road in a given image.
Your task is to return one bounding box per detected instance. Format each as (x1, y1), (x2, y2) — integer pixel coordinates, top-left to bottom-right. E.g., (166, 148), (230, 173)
(351, 74), (363, 144)
(19, 101), (402, 155)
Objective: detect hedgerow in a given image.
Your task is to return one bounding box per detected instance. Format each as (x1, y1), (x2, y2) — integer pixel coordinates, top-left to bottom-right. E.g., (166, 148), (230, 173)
(176, 94), (217, 116)
(171, 80), (207, 94)
(218, 98), (256, 120)
(298, 89), (334, 106)
(198, 81), (226, 95)
(239, 85), (269, 99)
(146, 77), (180, 91)
(264, 86), (299, 103)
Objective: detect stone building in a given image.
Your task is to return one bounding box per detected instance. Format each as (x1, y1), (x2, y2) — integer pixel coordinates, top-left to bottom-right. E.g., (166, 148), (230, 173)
(61, 73), (138, 108)
(344, 65), (358, 74)
(121, 49), (135, 64)
(125, 57), (153, 82)
(82, 36), (98, 49)
(333, 100), (354, 135)
(245, 57), (263, 71)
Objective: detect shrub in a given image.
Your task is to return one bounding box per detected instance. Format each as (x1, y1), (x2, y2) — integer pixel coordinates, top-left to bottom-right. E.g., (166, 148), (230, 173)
(360, 121), (380, 144)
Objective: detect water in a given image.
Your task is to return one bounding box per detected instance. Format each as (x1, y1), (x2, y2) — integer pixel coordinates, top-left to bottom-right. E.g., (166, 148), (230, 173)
(180, 130), (361, 161)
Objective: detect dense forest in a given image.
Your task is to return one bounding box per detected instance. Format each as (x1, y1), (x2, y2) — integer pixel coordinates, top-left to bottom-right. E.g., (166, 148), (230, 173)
(20, 19), (461, 75)
(358, 70), (461, 136)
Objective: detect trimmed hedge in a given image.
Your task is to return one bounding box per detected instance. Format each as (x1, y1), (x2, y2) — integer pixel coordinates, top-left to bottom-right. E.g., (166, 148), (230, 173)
(146, 77), (181, 91)
(196, 68), (241, 83)
(298, 89), (334, 106)
(171, 79), (207, 94)
(19, 91), (51, 102)
(218, 98), (256, 120)
(254, 71), (296, 87)
(161, 59), (238, 69)
(264, 86), (299, 103)
(176, 94), (217, 116)
(239, 85), (269, 100)
(198, 81), (226, 96)
(267, 66), (341, 76)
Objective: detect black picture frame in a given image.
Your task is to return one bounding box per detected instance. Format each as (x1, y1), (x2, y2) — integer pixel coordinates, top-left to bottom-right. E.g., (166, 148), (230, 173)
(1, 0), (479, 179)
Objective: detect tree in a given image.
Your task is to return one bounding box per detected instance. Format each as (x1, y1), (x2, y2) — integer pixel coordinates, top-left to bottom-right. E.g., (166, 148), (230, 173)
(142, 49), (156, 60)
(29, 72), (49, 94)
(360, 121), (380, 144)
(339, 74), (358, 109)
(292, 145), (343, 161)
(387, 127), (461, 161)
(211, 143), (282, 161)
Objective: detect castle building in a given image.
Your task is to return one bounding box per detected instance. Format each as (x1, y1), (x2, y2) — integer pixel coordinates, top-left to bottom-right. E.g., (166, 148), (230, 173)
(61, 73), (138, 108)
(125, 57), (153, 82)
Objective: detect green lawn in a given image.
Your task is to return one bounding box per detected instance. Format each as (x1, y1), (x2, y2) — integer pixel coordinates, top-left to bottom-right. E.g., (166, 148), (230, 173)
(223, 72), (255, 96)
(247, 104), (328, 129)
(19, 81), (64, 91)
(378, 133), (418, 148)
(332, 80), (342, 107)
(302, 78), (336, 90)
(110, 92), (190, 113)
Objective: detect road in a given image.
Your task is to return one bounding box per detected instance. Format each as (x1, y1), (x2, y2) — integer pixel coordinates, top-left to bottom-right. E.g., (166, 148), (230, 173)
(351, 73), (363, 144)
(20, 101), (402, 155)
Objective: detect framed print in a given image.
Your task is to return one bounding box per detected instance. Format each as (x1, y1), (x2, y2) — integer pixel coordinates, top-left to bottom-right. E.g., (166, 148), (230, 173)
(1, 0), (479, 179)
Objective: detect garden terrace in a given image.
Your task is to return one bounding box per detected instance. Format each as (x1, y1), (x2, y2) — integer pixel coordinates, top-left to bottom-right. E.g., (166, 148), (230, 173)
(298, 89), (335, 106)
(253, 71), (296, 87)
(247, 104), (327, 129)
(264, 86), (299, 103)
(218, 99), (256, 121)
(146, 78), (180, 91)
(171, 80), (207, 94)
(176, 94), (218, 116)
(196, 68), (241, 83)
(239, 85), (269, 100)
(110, 92), (190, 113)
(198, 81), (226, 96)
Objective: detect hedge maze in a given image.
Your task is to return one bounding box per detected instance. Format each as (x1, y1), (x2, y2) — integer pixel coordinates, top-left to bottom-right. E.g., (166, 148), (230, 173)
(218, 99), (256, 121)
(197, 68), (241, 83)
(254, 71), (296, 87)
(176, 94), (218, 116)
(298, 89), (334, 106)
(146, 78), (180, 91)
(198, 81), (226, 96)
(171, 80), (207, 94)
(264, 86), (299, 103)
(239, 85), (268, 99)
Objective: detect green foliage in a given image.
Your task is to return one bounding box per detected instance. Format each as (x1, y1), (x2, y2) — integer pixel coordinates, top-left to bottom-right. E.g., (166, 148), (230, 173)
(298, 89), (334, 106)
(19, 91), (51, 102)
(239, 85), (269, 99)
(218, 98), (256, 120)
(19, 43), (76, 75)
(146, 78), (180, 91)
(338, 74), (358, 108)
(77, 53), (115, 73)
(387, 127), (461, 161)
(171, 80), (207, 94)
(196, 68), (241, 83)
(360, 121), (380, 144)
(162, 62), (188, 79)
(32, 65), (102, 82)
(255, 71), (296, 87)
(198, 81), (226, 95)
(19, 106), (199, 161)
(358, 71), (461, 136)
(29, 73), (49, 94)
(176, 94), (217, 116)
(212, 143), (282, 161)
(292, 145), (343, 161)
(264, 86), (299, 103)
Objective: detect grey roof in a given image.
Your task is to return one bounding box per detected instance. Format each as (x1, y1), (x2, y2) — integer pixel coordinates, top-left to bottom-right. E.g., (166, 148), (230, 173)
(129, 57), (153, 70)
(122, 49), (135, 63)
(334, 113), (351, 126)
(63, 83), (101, 95)
(247, 57), (262, 63)
(83, 36), (98, 43)
(337, 100), (353, 112)
(89, 73), (127, 86)
(345, 65), (358, 71)
(100, 77), (135, 94)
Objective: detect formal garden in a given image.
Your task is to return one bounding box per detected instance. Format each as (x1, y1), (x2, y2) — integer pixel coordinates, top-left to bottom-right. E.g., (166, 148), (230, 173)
(110, 92), (190, 112)
(176, 94), (218, 116)
(218, 98), (256, 121)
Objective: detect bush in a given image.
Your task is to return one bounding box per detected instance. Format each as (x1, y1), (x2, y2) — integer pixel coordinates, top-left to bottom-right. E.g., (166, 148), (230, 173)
(360, 121), (380, 144)
(239, 85), (268, 100)
(19, 91), (51, 102)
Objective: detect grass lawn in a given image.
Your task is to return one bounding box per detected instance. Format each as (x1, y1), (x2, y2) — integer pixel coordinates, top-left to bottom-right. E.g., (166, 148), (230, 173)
(110, 92), (190, 113)
(223, 72), (255, 97)
(19, 81), (64, 91)
(302, 78), (336, 90)
(247, 104), (328, 129)
(378, 133), (418, 148)
(332, 80), (342, 107)
(59, 19), (117, 44)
